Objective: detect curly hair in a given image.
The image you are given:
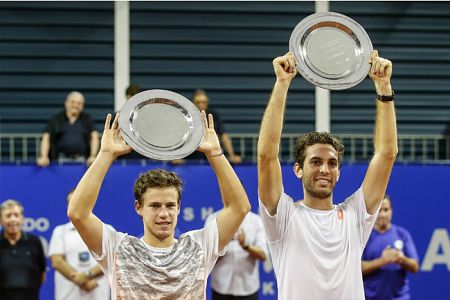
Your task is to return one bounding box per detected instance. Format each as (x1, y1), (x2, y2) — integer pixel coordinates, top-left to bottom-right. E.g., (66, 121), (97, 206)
(134, 169), (184, 206)
(293, 132), (344, 168)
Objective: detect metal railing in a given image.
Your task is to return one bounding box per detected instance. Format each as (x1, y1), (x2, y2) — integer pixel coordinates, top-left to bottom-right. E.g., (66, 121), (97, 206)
(1, 133), (449, 164)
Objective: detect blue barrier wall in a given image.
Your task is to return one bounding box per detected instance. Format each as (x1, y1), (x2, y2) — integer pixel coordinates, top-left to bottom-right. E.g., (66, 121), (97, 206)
(0, 163), (449, 299)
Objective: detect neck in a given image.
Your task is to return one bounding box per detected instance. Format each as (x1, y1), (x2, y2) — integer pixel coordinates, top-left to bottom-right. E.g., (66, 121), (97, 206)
(65, 111), (79, 123)
(143, 232), (174, 248)
(3, 230), (22, 244)
(375, 223), (392, 233)
(302, 195), (334, 210)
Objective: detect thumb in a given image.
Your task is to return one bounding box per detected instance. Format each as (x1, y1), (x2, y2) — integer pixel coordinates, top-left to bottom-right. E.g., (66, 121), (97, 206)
(369, 49), (378, 63)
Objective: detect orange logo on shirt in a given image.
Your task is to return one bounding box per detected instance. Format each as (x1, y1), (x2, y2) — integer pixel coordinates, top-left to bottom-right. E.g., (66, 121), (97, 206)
(337, 209), (344, 220)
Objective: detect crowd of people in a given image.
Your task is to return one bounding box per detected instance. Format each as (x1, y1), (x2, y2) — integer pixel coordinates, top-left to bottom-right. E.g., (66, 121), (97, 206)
(1, 50), (422, 300)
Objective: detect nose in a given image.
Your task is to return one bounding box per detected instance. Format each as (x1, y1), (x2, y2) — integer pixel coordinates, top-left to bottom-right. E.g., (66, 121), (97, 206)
(159, 206), (170, 218)
(319, 163), (329, 174)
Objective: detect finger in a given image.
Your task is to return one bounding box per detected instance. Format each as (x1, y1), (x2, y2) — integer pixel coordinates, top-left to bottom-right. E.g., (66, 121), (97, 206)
(104, 114), (112, 131)
(286, 54), (296, 73)
(201, 110), (208, 130)
(112, 113), (119, 129)
(208, 113), (214, 129)
(282, 57), (290, 72)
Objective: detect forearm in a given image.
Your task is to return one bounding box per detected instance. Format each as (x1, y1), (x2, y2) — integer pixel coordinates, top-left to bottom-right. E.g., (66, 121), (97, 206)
(257, 80), (290, 159)
(374, 83), (398, 158)
(52, 258), (79, 281)
(90, 131), (100, 157)
(39, 133), (50, 158)
(68, 152), (114, 220)
(221, 133), (235, 156)
(244, 245), (266, 261)
(362, 258), (386, 276)
(401, 256), (419, 273)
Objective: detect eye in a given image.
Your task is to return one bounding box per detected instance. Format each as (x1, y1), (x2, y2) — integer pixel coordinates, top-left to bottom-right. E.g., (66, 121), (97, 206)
(329, 161), (337, 168)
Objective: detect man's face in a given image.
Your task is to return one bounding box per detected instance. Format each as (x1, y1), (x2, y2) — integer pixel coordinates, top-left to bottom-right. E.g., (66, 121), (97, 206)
(295, 143), (340, 199)
(193, 94), (209, 111)
(0, 205), (24, 236)
(65, 94), (84, 117)
(376, 198), (392, 229)
(135, 187), (180, 242)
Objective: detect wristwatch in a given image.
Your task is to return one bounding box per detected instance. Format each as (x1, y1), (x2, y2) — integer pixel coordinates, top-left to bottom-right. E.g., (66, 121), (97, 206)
(376, 90), (395, 101)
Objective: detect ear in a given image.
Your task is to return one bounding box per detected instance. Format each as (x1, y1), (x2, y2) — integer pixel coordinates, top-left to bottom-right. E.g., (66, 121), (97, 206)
(134, 200), (142, 216)
(293, 162), (303, 179)
(336, 168), (340, 182)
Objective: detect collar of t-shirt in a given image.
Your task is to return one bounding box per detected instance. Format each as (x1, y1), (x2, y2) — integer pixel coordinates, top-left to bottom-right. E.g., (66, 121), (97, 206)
(140, 237), (178, 252)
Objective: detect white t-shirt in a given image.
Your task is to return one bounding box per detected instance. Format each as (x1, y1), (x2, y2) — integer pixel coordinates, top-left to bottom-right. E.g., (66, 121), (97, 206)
(92, 219), (224, 300)
(206, 211), (269, 296)
(48, 222), (110, 300)
(259, 187), (379, 300)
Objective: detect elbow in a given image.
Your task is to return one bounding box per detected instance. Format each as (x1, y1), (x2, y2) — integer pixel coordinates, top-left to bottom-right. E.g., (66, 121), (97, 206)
(377, 147), (398, 162)
(67, 206), (85, 224)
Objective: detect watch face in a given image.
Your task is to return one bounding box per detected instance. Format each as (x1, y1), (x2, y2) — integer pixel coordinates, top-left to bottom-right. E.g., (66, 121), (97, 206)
(289, 12), (373, 90)
(119, 90), (204, 160)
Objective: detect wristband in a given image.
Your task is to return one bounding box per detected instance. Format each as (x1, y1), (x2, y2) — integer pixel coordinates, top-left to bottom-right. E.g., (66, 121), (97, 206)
(376, 90), (395, 102)
(206, 148), (223, 158)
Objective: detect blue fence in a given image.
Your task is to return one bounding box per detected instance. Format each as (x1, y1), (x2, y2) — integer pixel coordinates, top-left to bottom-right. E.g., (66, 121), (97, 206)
(0, 163), (449, 299)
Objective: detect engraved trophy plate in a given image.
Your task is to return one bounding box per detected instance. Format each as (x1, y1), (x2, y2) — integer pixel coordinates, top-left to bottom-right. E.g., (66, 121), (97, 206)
(119, 90), (204, 160)
(289, 12), (373, 90)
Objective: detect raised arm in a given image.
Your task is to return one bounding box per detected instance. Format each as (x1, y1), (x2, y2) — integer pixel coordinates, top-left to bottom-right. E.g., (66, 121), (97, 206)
(67, 113), (131, 255)
(363, 50), (398, 214)
(197, 111), (250, 250)
(257, 53), (297, 215)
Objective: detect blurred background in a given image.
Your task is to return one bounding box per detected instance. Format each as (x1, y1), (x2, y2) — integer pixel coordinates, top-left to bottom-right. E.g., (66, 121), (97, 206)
(1, 1), (449, 300)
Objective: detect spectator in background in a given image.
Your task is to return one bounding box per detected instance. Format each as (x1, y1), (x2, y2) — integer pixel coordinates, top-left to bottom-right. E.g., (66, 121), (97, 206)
(180, 89), (241, 164)
(37, 91), (99, 167)
(48, 190), (110, 300)
(362, 195), (419, 300)
(125, 83), (141, 101)
(205, 210), (268, 300)
(0, 199), (46, 300)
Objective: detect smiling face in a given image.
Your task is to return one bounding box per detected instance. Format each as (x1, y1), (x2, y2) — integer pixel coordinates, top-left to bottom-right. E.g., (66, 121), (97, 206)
(64, 92), (84, 118)
(0, 204), (24, 237)
(295, 143), (340, 200)
(135, 187), (180, 246)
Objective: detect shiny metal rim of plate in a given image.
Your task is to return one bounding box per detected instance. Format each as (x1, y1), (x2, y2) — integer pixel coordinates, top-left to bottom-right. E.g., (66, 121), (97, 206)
(118, 89), (204, 160)
(289, 12), (373, 90)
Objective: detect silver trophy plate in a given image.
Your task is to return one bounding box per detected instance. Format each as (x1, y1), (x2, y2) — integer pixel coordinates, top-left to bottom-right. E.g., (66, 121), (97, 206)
(119, 89), (204, 160)
(289, 12), (373, 90)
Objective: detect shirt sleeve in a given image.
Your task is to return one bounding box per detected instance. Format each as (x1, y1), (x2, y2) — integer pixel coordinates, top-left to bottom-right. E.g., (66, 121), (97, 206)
(340, 186), (381, 249)
(189, 217), (226, 274)
(90, 223), (126, 278)
(47, 225), (64, 256)
(258, 190), (296, 244)
(401, 228), (420, 261)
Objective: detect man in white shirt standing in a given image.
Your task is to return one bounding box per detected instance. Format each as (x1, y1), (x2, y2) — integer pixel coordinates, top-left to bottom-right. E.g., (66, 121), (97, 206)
(48, 190), (110, 300)
(257, 50), (398, 299)
(206, 210), (268, 300)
